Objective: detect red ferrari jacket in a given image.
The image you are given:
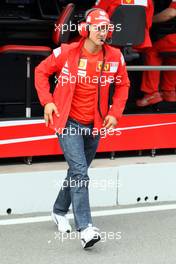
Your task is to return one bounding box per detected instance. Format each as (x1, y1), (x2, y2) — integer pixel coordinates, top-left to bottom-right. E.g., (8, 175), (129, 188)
(35, 38), (130, 132)
(94, 0), (154, 49)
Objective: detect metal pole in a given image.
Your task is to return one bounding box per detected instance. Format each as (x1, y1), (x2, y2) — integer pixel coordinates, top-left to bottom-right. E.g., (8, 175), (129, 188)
(127, 65), (176, 71)
(26, 56), (31, 118)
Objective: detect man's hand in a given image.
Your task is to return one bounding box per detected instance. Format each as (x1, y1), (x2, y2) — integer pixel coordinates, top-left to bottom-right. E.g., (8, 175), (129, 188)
(153, 8), (176, 23)
(44, 102), (59, 127)
(103, 115), (117, 129)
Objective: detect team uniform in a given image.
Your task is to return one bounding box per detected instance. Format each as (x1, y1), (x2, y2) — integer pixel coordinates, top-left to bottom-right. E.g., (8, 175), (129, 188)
(35, 38), (129, 131)
(137, 0), (176, 106)
(94, 0), (154, 49)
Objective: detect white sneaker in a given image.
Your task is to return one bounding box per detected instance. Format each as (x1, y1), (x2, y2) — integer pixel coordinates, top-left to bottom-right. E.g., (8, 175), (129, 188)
(81, 226), (101, 249)
(51, 212), (72, 233)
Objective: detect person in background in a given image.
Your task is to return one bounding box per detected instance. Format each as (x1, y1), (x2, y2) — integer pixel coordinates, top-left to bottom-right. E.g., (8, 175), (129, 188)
(93, 0), (154, 50)
(137, 0), (176, 107)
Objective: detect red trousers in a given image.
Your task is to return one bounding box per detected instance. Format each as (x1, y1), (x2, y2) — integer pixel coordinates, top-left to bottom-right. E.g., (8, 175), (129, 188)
(141, 34), (176, 93)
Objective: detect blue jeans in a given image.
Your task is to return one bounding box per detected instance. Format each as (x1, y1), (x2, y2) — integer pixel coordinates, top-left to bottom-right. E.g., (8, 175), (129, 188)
(53, 118), (100, 231)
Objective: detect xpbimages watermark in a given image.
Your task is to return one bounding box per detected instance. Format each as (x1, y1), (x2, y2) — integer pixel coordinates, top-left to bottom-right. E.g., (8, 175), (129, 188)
(53, 177), (123, 191)
(47, 230), (122, 244)
(54, 74), (122, 86)
(54, 22), (122, 35)
(55, 125), (122, 139)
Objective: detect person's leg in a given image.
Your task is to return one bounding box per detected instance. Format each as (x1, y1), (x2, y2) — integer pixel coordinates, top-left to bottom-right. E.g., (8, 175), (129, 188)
(53, 168), (72, 215)
(78, 127), (101, 247)
(137, 39), (166, 107)
(84, 133), (100, 168)
(160, 57), (176, 102)
(137, 35), (176, 106)
(54, 119), (95, 231)
(141, 48), (162, 94)
(53, 121), (97, 216)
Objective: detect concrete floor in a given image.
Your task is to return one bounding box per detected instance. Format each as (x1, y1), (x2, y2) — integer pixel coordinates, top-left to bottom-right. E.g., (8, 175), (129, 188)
(0, 206), (176, 264)
(1, 155), (176, 263)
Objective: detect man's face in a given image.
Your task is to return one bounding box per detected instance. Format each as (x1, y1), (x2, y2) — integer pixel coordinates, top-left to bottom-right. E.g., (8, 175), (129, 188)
(89, 24), (109, 46)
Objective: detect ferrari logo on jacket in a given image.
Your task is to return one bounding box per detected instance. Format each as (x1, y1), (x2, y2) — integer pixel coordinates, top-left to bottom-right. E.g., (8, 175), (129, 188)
(96, 61), (110, 72)
(122, 0), (147, 6)
(96, 61), (118, 72)
(122, 0), (134, 4)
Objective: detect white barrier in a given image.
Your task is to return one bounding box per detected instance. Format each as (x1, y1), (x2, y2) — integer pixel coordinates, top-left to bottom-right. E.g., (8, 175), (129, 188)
(118, 163), (176, 205)
(0, 167), (117, 215)
(1, 162), (176, 215)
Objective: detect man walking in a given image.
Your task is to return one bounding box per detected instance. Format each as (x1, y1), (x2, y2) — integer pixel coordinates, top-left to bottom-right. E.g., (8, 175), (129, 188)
(35, 8), (130, 248)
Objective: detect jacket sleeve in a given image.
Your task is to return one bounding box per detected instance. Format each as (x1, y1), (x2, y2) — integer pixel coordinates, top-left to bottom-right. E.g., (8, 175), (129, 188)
(170, 0), (176, 9)
(146, 0), (154, 29)
(108, 53), (130, 121)
(34, 47), (63, 106)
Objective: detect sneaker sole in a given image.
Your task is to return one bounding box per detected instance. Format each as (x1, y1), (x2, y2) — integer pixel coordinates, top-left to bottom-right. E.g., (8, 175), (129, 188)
(82, 235), (101, 249)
